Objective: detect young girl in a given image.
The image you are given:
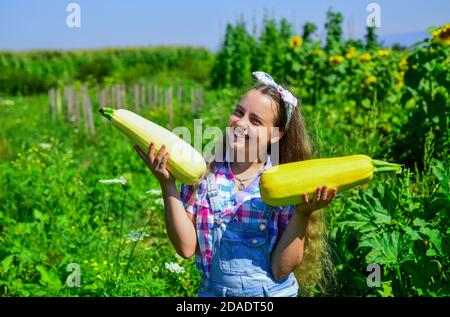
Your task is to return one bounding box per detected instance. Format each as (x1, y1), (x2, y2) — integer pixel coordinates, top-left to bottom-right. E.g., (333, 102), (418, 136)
(134, 71), (337, 297)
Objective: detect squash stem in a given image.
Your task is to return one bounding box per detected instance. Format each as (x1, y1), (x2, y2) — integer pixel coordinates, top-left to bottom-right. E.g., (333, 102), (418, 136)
(99, 107), (115, 120)
(372, 159), (403, 174)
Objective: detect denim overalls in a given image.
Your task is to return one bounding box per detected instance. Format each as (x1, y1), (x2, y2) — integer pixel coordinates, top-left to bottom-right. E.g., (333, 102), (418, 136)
(198, 172), (299, 297)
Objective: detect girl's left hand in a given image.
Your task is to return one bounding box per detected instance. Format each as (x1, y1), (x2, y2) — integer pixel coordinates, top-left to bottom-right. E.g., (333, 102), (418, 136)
(296, 185), (337, 215)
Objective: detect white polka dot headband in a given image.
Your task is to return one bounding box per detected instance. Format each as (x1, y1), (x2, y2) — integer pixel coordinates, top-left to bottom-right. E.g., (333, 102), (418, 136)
(252, 71), (298, 128)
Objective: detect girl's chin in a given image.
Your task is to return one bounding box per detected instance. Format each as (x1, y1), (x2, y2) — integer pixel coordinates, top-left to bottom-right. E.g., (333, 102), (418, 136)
(229, 141), (246, 151)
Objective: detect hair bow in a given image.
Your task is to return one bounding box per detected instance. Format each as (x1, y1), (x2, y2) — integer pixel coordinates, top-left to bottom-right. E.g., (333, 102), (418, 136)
(252, 71), (298, 127)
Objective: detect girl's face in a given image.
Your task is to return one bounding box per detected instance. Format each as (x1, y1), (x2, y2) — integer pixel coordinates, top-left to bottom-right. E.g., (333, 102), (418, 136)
(227, 89), (283, 161)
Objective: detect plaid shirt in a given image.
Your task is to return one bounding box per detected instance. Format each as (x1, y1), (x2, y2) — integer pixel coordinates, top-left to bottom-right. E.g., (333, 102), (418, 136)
(179, 155), (296, 280)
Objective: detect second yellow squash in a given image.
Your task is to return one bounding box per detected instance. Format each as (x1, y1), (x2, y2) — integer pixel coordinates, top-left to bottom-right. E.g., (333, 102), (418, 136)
(260, 155), (402, 206)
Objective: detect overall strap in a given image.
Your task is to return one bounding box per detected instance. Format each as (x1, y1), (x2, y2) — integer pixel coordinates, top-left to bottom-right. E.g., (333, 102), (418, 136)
(206, 172), (221, 214)
(259, 204), (275, 231)
(206, 171), (226, 270)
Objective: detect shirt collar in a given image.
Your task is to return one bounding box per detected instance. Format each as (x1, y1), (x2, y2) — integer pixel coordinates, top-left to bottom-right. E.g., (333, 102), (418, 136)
(223, 147), (272, 175)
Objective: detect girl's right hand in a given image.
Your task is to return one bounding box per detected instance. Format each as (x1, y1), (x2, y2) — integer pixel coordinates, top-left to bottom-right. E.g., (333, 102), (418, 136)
(134, 142), (175, 186)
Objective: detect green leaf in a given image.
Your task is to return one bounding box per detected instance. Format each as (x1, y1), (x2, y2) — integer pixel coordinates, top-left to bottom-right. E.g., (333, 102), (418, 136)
(292, 62), (301, 72)
(361, 98), (371, 109)
(404, 226), (421, 241)
(377, 281), (394, 297)
(340, 189), (392, 234)
(35, 265), (62, 289)
(402, 258), (439, 292)
(413, 218), (427, 227)
(33, 209), (49, 222)
(340, 201), (377, 232)
(425, 248), (437, 256)
(1, 255), (15, 273)
(359, 231), (413, 266)
(83, 283), (98, 290)
(338, 220), (375, 233)
(419, 227), (443, 255)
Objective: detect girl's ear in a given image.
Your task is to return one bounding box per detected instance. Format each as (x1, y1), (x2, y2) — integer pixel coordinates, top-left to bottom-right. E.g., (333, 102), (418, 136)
(269, 129), (284, 144)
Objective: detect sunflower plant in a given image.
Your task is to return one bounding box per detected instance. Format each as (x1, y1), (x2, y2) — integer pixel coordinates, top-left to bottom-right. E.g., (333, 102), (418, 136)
(390, 23), (450, 169)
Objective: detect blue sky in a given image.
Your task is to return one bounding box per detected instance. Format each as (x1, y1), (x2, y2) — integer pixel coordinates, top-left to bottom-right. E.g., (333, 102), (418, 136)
(0, 0), (449, 51)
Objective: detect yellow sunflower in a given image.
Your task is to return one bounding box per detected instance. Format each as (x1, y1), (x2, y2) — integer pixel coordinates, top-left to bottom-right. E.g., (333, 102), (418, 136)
(432, 23), (450, 45)
(395, 80), (404, 89)
(360, 53), (372, 62)
(345, 47), (357, 59)
(290, 36), (303, 48)
(365, 76), (377, 85)
(311, 49), (324, 57)
(328, 55), (344, 65)
(377, 49), (390, 57)
(399, 59), (408, 71)
(394, 72), (404, 82)
(394, 72), (404, 89)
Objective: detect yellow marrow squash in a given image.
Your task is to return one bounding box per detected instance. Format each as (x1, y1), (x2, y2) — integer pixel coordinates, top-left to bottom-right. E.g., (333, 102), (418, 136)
(260, 155), (402, 206)
(100, 107), (206, 185)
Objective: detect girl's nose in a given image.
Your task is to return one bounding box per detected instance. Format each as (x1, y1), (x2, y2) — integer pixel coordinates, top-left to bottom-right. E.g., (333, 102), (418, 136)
(235, 118), (250, 131)
(235, 123), (249, 135)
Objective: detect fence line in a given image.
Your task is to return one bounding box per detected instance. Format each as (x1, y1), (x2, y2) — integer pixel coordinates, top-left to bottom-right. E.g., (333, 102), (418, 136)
(47, 83), (205, 136)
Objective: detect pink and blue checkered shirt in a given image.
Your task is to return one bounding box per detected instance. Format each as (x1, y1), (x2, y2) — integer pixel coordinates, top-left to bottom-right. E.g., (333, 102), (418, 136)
(179, 155), (296, 280)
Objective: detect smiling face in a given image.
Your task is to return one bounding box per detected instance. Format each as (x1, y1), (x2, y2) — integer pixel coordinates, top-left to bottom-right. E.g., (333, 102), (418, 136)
(227, 89), (283, 162)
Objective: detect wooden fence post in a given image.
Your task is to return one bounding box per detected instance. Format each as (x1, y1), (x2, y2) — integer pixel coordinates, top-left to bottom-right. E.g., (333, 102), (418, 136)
(133, 85), (139, 113)
(56, 88), (62, 118)
(103, 87), (109, 108)
(100, 89), (106, 109)
(190, 87), (196, 116)
(95, 84), (100, 106)
(197, 88), (204, 112)
(167, 87), (173, 129)
(177, 86), (184, 106)
(48, 88), (56, 120)
(160, 86), (165, 108)
(147, 84), (153, 109)
(82, 85), (96, 135)
(110, 86), (115, 108)
(64, 87), (72, 122)
(140, 84), (145, 111)
(74, 87), (81, 129)
(121, 84), (127, 109)
(154, 84), (159, 108)
(114, 84), (121, 109)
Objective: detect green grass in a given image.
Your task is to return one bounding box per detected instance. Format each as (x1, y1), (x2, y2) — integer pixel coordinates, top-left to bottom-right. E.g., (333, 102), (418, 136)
(0, 95), (201, 296)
